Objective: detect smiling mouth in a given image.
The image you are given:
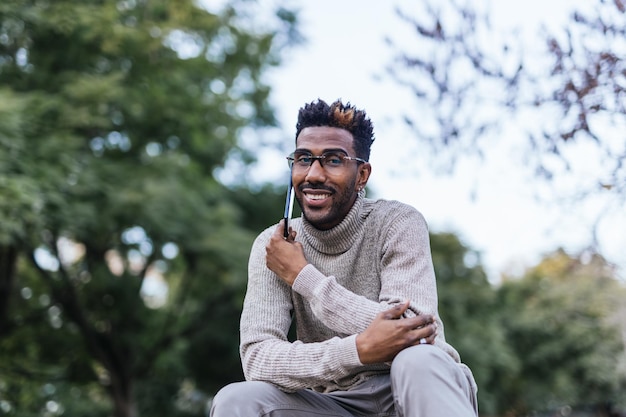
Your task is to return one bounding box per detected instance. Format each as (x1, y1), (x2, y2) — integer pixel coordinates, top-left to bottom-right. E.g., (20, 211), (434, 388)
(305, 192), (331, 201)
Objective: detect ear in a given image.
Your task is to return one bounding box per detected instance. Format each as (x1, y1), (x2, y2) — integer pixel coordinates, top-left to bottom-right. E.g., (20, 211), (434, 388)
(355, 162), (372, 192)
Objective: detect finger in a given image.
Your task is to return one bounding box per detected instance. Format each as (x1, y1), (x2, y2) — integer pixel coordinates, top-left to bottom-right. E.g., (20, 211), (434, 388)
(418, 336), (431, 345)
(425, 322), (437, 338)
(416, 323), (438, 345)
(401, 314), (434, 330)
(274, 219), (286, 237)
(381, 300), (410, 320)
(286, 228), (297, 242)
(423, 332), (437, 345)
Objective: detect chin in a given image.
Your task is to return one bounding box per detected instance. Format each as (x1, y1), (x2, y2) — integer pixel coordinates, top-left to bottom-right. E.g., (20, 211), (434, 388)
(302, 212), (333, 230)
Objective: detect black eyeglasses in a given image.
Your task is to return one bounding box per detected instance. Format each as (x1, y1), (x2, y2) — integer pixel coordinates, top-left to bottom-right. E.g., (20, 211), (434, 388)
(286, 151), (366, 172)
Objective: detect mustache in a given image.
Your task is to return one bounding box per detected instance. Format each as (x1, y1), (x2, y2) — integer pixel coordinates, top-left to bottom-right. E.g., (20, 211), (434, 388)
(298, 183), (335, 193)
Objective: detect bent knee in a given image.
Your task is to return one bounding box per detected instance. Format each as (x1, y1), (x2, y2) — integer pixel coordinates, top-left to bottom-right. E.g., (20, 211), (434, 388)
(213, 381), (273, 404)
(391, 345), (451, 374)
(210, 381), (279, 416)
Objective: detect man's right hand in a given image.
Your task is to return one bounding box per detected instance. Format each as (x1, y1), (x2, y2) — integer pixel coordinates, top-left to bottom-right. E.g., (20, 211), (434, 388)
(355, 301), (437, 364)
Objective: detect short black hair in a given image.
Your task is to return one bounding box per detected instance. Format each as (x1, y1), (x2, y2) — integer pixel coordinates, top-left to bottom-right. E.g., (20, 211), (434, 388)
(295, 99), (375, 161)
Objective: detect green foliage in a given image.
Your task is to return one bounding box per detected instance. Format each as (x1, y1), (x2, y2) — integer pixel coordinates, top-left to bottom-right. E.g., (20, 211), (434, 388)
(430, 234), (626, 416)
(431, 233), (518, 416)
(496, 250), (626, 415)
(0, 0), (298, 416)
(2, 3), (624, 415)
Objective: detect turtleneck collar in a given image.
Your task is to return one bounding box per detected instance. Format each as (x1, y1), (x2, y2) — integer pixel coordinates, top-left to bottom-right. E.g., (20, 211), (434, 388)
(301, 190), (370, 255)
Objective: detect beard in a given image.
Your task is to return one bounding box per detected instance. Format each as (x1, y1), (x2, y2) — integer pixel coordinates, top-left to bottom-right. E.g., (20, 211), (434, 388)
(296, 175), (358, 230)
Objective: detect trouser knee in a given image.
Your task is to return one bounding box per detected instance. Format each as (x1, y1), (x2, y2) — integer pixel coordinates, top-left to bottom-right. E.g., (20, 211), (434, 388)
(391, 345), (448, 377)
(209, 382), (262, 417)
(210, 381), (274, 417)
(390, 345), (478, 417)
(210, 382), (237, 414)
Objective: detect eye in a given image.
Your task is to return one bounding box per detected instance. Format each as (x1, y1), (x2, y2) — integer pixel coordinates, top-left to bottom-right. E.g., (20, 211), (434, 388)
(324, 153), (344, 166)
(295, 154), (313, 165)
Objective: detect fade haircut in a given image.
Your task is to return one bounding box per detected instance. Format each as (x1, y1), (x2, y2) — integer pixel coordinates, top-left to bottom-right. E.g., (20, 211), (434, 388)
(295, 99), (375, 161)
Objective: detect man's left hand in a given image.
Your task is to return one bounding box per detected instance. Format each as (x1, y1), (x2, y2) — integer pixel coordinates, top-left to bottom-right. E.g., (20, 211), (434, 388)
(266, 220), (308, 286)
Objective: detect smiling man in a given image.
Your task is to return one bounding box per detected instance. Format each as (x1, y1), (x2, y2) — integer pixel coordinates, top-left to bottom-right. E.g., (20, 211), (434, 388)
(210, 99), (478, 417)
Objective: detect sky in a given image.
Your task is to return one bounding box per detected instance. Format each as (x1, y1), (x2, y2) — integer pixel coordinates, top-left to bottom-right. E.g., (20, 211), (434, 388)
(228, 0), (626, 283)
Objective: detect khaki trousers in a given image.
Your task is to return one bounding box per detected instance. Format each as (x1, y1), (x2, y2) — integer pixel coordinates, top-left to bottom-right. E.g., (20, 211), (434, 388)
(210, 345), (478, 417)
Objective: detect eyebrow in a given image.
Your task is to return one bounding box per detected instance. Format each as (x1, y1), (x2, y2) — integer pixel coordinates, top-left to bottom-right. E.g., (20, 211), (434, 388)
(294, 148), (349, 155)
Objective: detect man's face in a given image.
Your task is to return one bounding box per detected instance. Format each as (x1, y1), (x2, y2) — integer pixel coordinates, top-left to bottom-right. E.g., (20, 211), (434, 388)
(292, 126), (371, 230)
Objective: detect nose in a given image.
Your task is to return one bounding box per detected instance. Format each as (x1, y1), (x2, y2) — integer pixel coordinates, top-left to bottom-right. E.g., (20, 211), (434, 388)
(304, 158), (326, 183)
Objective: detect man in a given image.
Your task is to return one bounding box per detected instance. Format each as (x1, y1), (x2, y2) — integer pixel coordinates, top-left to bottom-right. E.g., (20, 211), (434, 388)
(210, 99), (478, 416)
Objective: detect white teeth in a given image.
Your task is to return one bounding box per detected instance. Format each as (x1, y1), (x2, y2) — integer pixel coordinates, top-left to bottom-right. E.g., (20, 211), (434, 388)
(306, 193), (329, 200)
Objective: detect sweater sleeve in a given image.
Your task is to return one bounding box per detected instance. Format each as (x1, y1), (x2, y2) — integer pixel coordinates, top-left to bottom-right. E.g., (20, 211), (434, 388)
(239, 227), (364, 392)
(292, 205), (443, 339)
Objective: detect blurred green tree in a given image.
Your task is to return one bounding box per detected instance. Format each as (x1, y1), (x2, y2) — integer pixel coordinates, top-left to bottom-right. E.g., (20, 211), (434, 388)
(496, 249), (626, 416)
(0, 1), (299, 416)
(430, 232), (518, 416)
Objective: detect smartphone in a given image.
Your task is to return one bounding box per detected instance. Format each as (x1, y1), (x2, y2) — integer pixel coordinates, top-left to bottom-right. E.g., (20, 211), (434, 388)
(283, 179), (295, 239)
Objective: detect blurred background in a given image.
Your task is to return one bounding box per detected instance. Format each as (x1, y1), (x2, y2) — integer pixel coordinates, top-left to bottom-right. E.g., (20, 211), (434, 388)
(0, 0), (624, 416)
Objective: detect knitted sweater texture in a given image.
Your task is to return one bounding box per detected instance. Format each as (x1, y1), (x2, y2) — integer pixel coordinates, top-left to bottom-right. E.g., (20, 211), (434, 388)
(240, 195), (461, 393)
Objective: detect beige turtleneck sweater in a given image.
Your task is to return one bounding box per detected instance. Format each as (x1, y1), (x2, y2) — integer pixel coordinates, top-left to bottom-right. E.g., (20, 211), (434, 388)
(240, 195), (461, 393)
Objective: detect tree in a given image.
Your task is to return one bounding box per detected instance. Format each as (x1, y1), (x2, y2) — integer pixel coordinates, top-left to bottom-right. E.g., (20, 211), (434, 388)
(496, 249), (626, 416)
(0, 1), (299, 416)
(430, 232), (626, 416)
(430, 232), (518, 415)
(387, 0), (625, 198)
